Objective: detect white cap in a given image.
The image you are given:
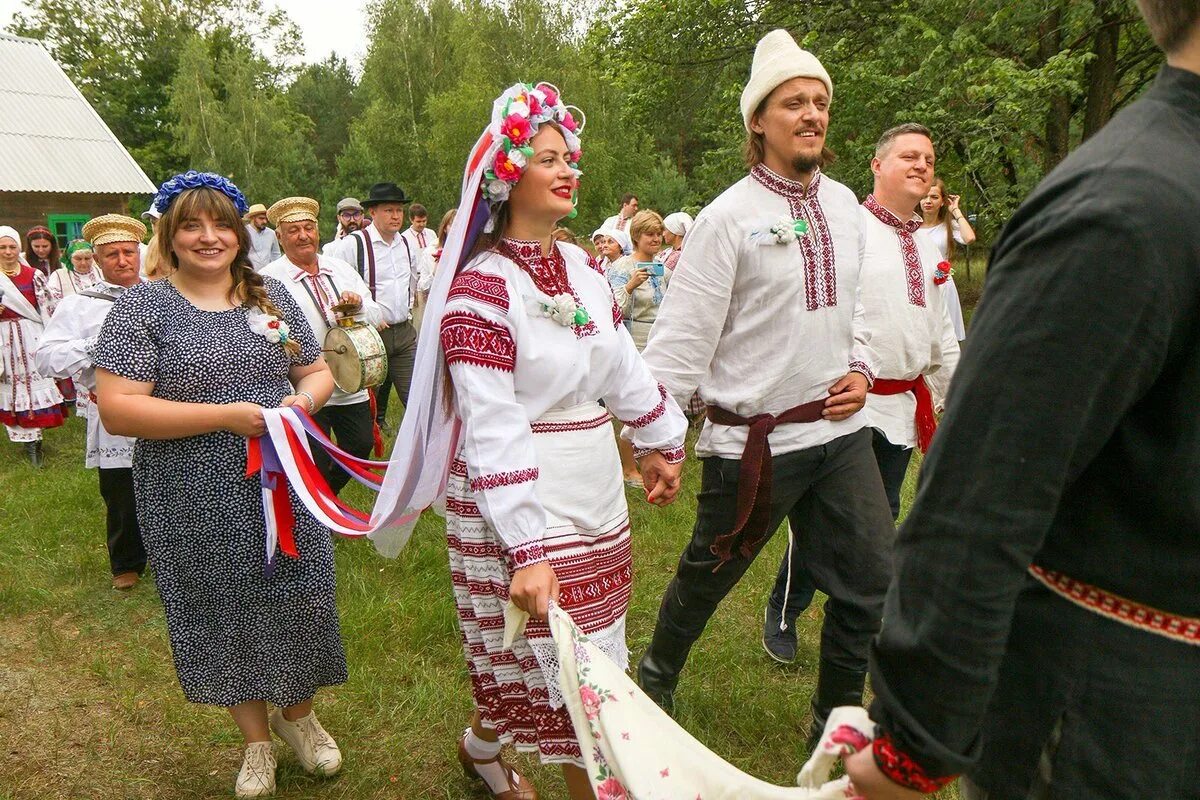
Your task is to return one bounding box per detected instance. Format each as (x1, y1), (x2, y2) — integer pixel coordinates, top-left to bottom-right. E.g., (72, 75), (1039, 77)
(739, 29), (833, 131)
(663, 212), (694, 237)
(141, 203), (161, 221)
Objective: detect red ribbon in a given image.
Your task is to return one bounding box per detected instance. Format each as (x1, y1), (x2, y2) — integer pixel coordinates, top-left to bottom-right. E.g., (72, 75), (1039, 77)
(870, 376), (936, 453)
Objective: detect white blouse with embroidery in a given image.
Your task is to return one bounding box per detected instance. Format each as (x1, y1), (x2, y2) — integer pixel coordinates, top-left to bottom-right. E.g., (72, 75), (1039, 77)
(440, 238), (687, 566)
(859, 196), (961, 447)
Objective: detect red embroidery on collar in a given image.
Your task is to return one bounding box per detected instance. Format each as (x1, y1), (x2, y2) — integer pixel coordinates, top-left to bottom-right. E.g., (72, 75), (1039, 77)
(863, 195), (926, 307)
(495, 238), (597, 338)
(750, 164), (837, 310)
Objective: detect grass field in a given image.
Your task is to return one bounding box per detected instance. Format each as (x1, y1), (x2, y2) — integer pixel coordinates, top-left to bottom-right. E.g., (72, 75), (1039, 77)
(0, 264), (984, 800)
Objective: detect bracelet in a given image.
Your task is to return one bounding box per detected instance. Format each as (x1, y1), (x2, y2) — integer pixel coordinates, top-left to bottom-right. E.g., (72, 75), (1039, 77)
(295, 391), (316, 414)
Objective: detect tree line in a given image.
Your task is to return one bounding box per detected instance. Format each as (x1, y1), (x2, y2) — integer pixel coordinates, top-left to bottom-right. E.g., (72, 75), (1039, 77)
(14, 0), (1162, 240)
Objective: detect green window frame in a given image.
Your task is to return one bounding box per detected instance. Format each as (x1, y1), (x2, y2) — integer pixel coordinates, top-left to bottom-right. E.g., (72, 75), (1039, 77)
(47, 214), (91, 250)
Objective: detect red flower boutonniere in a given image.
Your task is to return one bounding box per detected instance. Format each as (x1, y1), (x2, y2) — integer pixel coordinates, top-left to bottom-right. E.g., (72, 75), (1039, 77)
(933, 261), (953, 285)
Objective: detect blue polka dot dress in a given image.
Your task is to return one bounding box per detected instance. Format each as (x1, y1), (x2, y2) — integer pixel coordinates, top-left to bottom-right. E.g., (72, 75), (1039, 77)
(93, 278), (347, 707)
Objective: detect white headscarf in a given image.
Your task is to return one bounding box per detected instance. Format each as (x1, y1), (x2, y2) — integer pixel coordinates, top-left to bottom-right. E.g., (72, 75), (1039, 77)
(0, 225), (20, 246)
(662, 212), (693, 238)
(592, 226), (632, 255)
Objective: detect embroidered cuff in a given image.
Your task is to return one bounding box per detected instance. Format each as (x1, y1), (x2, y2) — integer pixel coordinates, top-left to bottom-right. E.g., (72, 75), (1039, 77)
(633, 444), (686, 464)
(506, 540), (548, 570)
(848, 360), (876, 387)
(622, 383), (668, 429)
(872, 732), (957, 793)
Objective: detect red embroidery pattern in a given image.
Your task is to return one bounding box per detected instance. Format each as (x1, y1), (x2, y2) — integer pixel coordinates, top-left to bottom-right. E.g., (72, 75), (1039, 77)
(531, 412), (611, 434)
(468, 467), (539, 493)
(612, 296), (624, 329)
(1029, 565), (1200, 646)
(863, 194), (926, 308)
(448, 270), (510, 314)
(496, 238), (598, 338)
(441, 310), (516, 371)
(507, 541), (548, 568)
(633, 444), (686, 464)
(751, 164), (838, 310)
(848, 359), (877, 386)
(872, 733), (956, 792)
(622, 383), (669, 429)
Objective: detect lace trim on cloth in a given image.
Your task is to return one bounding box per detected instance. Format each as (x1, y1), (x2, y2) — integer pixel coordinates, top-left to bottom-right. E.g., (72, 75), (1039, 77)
(496, 238), (598, 338)
(872, 732), (956, 792)
(750, 163), (838, 310)
(531, 618), (629, 710)
(441, 310), (517, 371)
(863, 194), (926, 308)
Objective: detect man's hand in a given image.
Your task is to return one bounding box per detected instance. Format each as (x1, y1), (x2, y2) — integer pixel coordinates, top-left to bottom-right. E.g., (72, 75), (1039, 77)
(844, 748), (925, 800)
(338, 290), (363, 309)
(637, 450), (682, 506)
(509, 561), (559, 620)
(824, 371), (869, 421)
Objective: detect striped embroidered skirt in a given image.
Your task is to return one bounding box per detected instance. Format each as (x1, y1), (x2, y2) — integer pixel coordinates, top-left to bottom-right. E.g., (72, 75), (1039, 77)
(446, 401), (632, 766)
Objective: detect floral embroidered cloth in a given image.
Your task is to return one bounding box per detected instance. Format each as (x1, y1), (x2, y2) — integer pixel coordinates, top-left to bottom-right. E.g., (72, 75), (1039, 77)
(535, 606), (874, 798)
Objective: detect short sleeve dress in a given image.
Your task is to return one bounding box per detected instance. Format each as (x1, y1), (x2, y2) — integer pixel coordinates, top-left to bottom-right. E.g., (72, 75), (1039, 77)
(92, 277), (347, 707)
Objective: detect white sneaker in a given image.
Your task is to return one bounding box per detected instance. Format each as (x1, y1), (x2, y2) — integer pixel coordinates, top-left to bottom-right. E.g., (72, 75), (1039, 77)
(269, 708), (342, 776)
(235, 741), (276, 798)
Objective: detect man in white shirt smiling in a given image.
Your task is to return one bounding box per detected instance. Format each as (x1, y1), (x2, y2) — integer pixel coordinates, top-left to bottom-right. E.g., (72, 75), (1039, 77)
(635, 30), (894, 747)
(261, 197), (384, 493)
(325, 182), (418, 432)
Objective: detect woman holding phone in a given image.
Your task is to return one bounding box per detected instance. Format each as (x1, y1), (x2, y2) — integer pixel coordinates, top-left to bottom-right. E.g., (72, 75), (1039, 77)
(606, 209), (669, 351)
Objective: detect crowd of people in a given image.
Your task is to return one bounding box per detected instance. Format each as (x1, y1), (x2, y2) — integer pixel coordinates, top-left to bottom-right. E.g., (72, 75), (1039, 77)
(1, 2), (1197, 798)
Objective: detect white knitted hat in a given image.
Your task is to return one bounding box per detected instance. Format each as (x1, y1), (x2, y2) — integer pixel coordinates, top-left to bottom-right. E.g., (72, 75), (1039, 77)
(739, 29), (833, 131)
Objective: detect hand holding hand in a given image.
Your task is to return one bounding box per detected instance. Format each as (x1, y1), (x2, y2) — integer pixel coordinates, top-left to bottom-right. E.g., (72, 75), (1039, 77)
(509, 561), (559, 620)
(824, 371), (869, 421)
(224, 402), (266, 437)
(638, 451), (682, 506)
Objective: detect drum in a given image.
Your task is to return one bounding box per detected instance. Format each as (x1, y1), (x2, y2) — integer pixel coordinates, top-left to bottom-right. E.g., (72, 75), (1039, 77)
(323, 321), (386, 394)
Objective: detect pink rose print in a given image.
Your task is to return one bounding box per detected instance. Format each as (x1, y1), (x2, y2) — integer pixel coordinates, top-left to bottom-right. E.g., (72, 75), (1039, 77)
(595, 777), (627, 800)
(580, 685), (602, 720)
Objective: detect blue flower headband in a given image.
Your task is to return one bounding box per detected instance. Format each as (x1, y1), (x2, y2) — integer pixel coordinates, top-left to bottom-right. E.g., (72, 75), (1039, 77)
(154, 171), (249, 216)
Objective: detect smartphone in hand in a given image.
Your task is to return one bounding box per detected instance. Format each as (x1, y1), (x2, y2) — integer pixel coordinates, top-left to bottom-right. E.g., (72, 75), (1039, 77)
(637, 261), (664, 277)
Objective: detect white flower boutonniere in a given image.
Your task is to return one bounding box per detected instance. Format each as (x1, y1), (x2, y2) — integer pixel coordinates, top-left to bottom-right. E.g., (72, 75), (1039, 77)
(749, 217), (810, 246)
(247, 308), (291, 345)
(526, 292), (590, 327)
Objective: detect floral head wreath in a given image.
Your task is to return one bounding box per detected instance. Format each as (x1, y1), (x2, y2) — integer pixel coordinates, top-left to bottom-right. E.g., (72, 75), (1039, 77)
(153, 170), (249, 216)
(481, 82), (585, 231)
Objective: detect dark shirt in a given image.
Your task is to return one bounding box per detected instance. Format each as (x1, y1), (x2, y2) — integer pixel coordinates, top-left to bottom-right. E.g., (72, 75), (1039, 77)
(868, 64), (1200, 777)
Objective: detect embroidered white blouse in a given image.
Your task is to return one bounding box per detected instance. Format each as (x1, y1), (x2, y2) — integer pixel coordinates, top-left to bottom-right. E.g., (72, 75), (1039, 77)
(641, 164), (880, 459)
(859, 196), (961, 448)
(440, 238), (687, 566)
(260, 254), (385, 406)
(46, 267), (100, 314)
(35, 279), (137, 468)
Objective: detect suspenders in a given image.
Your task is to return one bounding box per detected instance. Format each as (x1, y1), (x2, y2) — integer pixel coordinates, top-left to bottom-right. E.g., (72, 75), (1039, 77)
(353, 229), (414, 313)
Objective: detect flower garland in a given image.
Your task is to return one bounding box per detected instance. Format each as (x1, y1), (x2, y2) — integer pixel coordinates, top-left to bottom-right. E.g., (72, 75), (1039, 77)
(933, 260), (953, 285)
(247, 308), (291, 346)
(481, 82), (585, 229)
(153, 170), (249, 216)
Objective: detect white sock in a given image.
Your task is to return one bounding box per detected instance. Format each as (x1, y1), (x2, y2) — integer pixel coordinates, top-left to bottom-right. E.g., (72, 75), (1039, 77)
(463, 728), (511, 794)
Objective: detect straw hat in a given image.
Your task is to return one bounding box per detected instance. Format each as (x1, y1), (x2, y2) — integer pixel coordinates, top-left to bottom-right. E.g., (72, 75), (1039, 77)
(244, 203), (268, 220)
(82, 214), (147, 246)
(267, 197), (319, 227)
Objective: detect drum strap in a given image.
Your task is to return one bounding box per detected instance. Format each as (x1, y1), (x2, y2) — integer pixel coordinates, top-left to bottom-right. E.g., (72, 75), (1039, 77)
(298, 273), (343, 327)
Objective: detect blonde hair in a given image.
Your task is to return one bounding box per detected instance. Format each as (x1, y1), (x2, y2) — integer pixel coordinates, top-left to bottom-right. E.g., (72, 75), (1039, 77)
(158, 187), (300, 356)
(628, 210), (664, 246)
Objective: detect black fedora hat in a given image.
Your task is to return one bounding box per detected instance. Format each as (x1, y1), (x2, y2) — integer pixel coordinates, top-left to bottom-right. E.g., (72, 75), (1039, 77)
(362, 182), (410, 208)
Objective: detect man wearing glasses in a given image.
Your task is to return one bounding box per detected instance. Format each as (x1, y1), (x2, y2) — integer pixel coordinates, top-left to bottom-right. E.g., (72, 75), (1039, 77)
(327, 197), (365, 246)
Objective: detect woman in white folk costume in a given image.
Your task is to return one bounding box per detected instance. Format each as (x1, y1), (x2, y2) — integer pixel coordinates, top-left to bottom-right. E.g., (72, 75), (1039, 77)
(657, 211), (693, 272)
(438, 82), (686, 799)
(92, 173), (346, 798)
(35, 216), (147, 590)
(0, 225), (65, 466)
(46, 239), (101, 311)
(917, 176), (975, 341)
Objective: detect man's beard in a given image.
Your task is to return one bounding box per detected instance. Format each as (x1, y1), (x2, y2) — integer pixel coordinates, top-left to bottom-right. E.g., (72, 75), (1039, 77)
(343, 220), (360, 233)
(792, 152), (822, 174)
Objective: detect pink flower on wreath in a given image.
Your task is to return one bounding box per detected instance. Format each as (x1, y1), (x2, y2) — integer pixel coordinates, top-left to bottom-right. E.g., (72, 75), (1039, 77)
(568, 147), (582, 164)
(595, 777), (628, 800)
(527, 93), (544, 117)
(501, 113), (533, 146)
(493, 149), (523, 182)
(580, 685), (602, 720)
(537, 83), (559, 107)
(561, 110), (578, 132)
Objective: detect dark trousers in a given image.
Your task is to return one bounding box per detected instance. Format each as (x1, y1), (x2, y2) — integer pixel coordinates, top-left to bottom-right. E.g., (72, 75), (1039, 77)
(374, 320), (417, 425)
(313, 400), (375, 494)
(646, 427), (895, 679)
(768, 428), (913, 621)
(97, 467), (145, 575)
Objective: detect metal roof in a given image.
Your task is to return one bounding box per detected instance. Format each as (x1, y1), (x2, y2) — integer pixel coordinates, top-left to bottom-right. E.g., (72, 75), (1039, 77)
(0, 33), (157, 195)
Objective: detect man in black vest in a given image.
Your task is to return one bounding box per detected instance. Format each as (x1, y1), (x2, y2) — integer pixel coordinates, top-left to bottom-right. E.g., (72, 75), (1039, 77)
(845, 3), (1200, 798)
(325, 182), (418, 433)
